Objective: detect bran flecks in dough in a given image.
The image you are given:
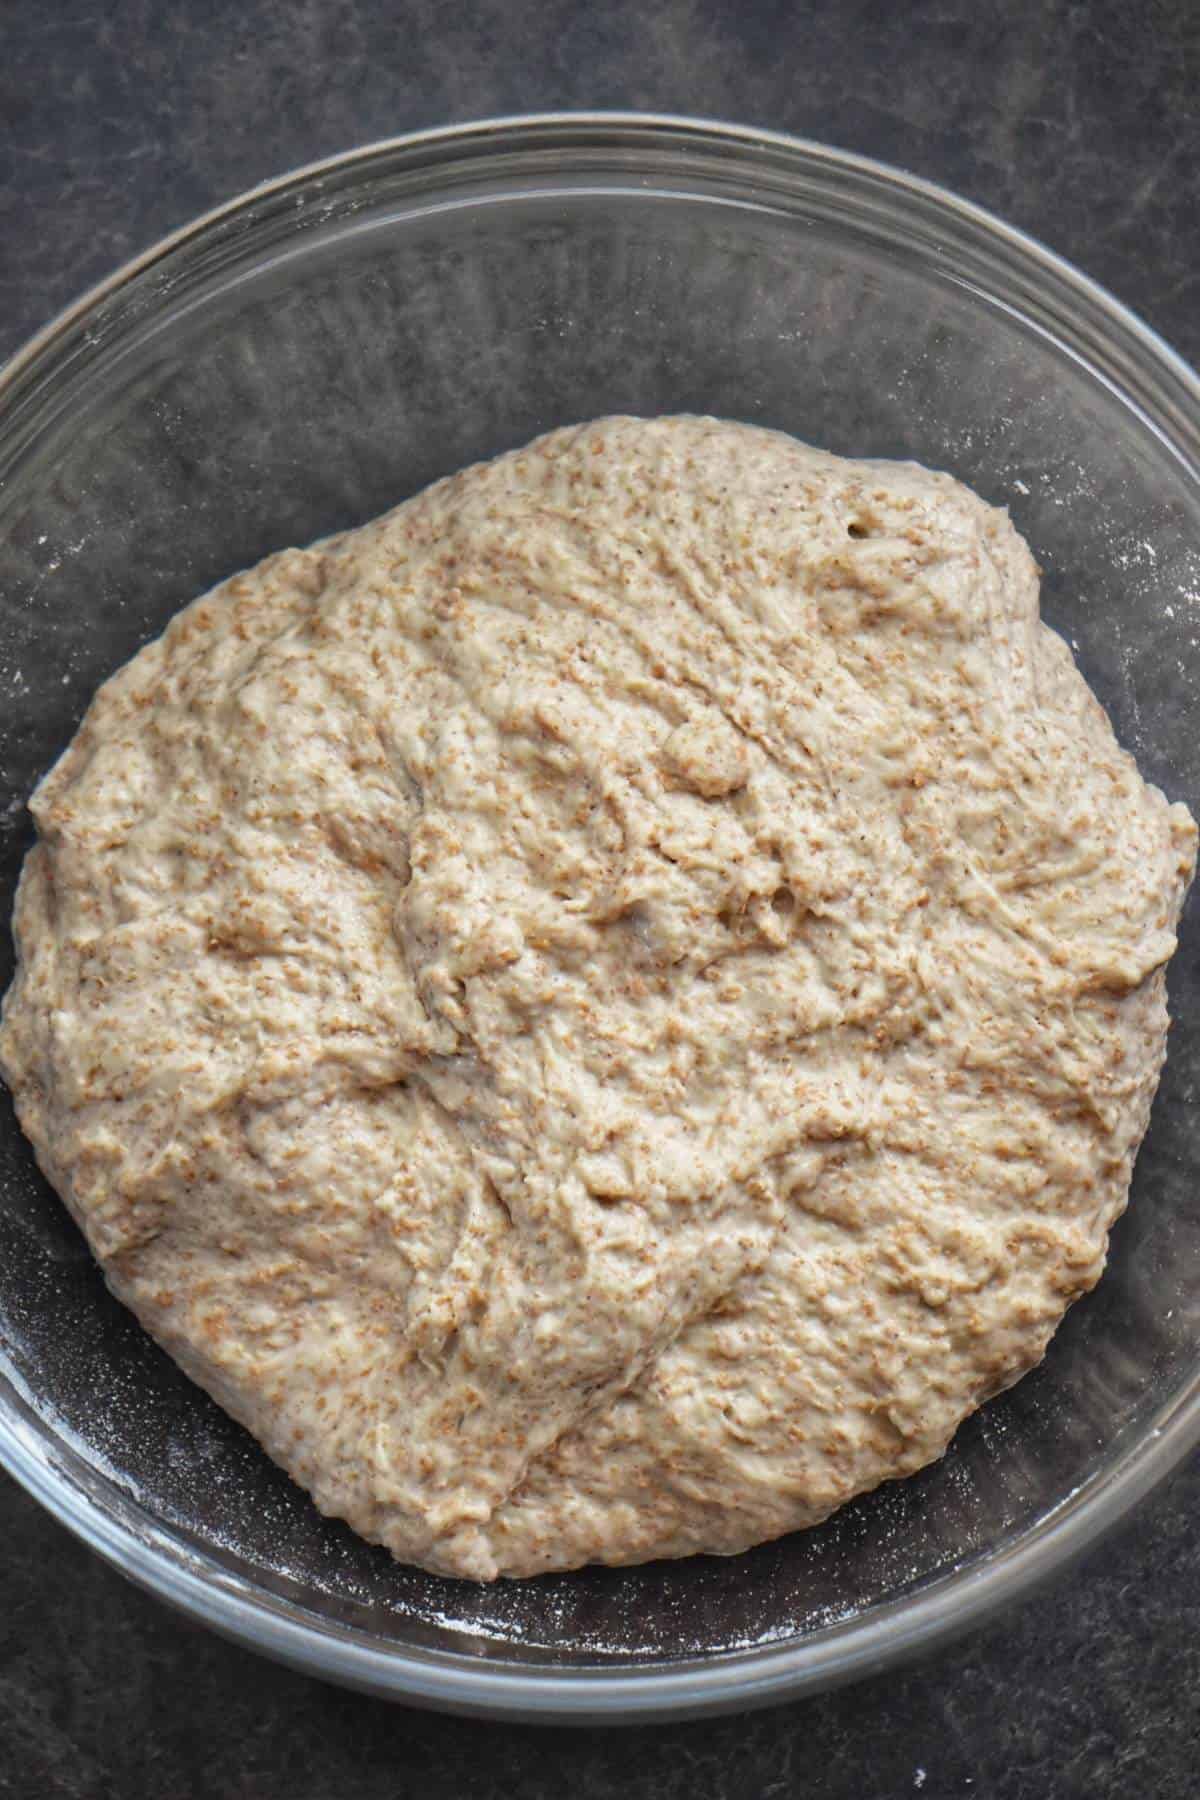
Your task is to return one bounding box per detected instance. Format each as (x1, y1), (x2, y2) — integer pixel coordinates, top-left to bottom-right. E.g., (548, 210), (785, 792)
(1, 416), (1194, 1579)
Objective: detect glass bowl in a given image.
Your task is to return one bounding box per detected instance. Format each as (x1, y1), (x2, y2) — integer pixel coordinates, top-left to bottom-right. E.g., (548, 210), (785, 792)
(2, 114), (1200, 1723)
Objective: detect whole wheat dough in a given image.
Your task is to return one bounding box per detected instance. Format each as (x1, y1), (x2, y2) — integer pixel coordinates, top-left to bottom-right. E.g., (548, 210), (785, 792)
(1, 416), (1194, 1579)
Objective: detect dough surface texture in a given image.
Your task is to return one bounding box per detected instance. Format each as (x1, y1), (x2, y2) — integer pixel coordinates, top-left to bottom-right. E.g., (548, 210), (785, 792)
(2, 416), (1194, 1579)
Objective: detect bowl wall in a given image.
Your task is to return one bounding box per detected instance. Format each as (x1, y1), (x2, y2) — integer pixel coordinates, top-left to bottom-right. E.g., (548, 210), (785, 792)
(2, 117), (1200, 1718)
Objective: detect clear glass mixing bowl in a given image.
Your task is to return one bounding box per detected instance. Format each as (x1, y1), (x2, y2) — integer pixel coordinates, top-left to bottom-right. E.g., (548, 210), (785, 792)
(2, 115), (1200, 1722)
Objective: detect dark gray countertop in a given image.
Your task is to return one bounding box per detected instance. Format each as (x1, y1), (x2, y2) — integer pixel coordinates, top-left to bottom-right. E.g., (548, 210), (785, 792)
(2, 4), (1199, 1796)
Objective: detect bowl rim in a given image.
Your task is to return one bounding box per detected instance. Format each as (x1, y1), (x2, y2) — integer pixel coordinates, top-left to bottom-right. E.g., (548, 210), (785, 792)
(3, 110), (1200, 1722)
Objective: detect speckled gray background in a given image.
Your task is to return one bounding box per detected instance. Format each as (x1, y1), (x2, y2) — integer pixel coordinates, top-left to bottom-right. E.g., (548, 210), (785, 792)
(2, 3), (1200, 1797)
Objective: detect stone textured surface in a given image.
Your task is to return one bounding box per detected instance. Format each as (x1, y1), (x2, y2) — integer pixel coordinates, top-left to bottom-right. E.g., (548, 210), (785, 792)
(1, 0), (1199, 1794)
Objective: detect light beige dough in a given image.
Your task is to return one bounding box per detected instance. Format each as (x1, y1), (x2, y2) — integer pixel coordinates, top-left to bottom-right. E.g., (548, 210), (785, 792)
(2, 416), (1194, 1578)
